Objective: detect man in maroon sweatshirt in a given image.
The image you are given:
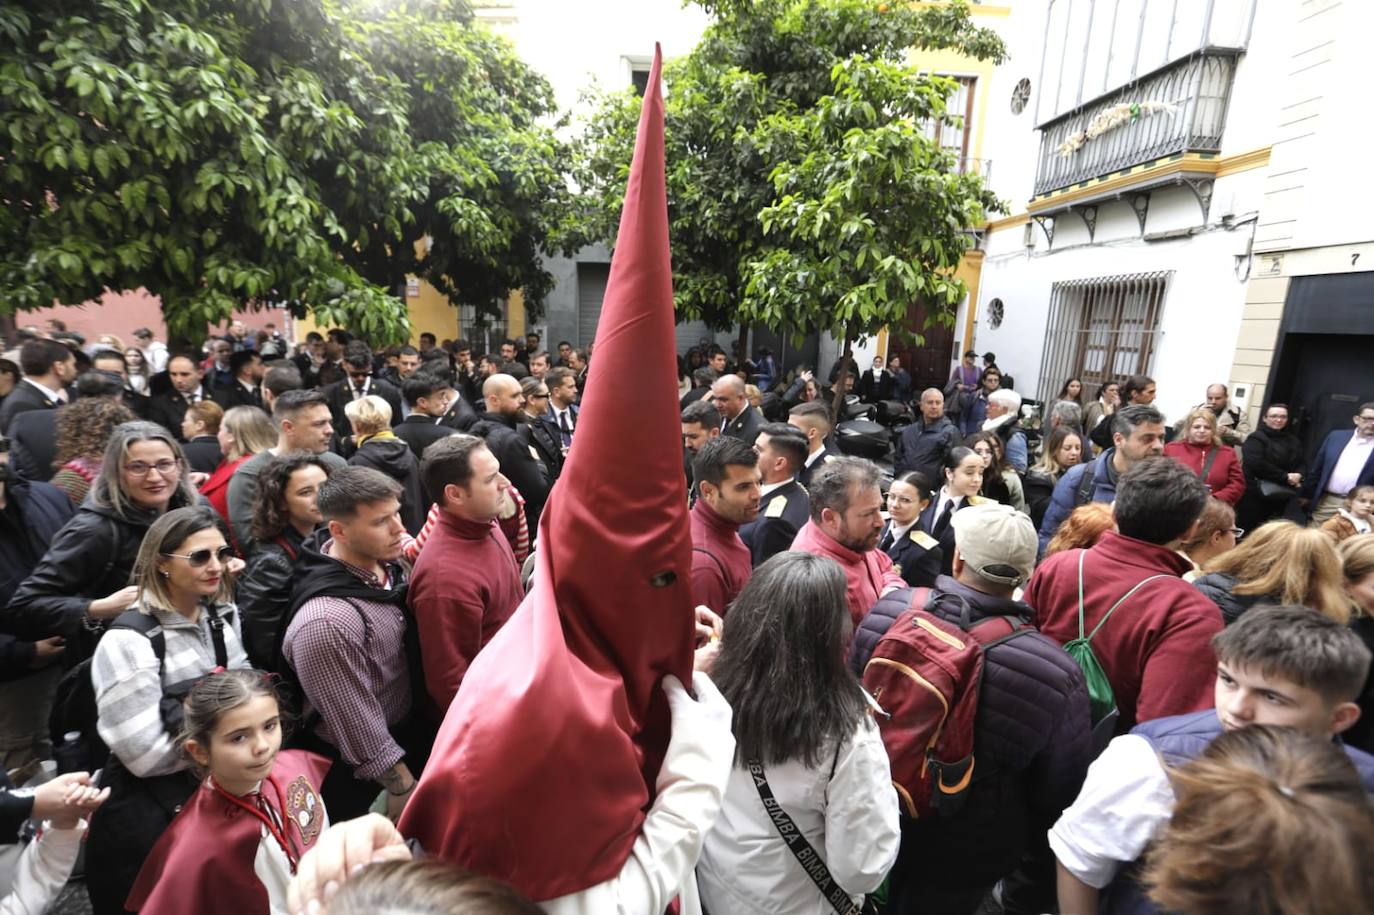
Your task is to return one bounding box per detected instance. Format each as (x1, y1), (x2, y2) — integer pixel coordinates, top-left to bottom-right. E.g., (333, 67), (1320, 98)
(409, 434), (525, 713)
(1024, 457), (1223, 737)
(690, 436), (760, 615)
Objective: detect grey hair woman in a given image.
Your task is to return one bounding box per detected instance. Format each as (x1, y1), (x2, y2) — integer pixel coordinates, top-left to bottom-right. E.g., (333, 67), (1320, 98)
(5, 421), (202, 646)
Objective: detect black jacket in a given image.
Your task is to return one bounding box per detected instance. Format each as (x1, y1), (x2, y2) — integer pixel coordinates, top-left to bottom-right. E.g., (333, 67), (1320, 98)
(6, 408), (59, 483)
(893, 415), (960, 484)
(1243, 425), (1304, 485)
(0, 382), (64, 435)
(146, 389), (203, 441)
(324, 378), (404, 438)
(212, 380), (263, 411)
(2, 491), (197, 642)
(236, 527), (308, 669)
(182, 435), (223, 475)
(0, 473), (77, 672)
(880, 522), (942, 588)
(521, 415), (563, 485)
(471, 411), (549, 533)
(348, 437), (427, 535)
(851, 579), (1092, 909)
(438, 393), (479, 433)
(739, 479), (809, 567)
(394, 414), (455, 460)
(722, 404), (764, 446)
(1192, 571), (1270, 626)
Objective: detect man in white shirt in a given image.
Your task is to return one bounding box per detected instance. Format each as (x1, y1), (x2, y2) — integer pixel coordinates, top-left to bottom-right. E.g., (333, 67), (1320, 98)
(1303, 402), (1374, 523)
(542, 366), (579, 452)
(0, 340), (76, 434)
(131, 327), (169, 373)
(788, 401), (835, 488)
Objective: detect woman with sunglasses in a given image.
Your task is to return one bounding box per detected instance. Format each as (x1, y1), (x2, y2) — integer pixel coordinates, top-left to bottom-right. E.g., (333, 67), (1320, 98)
(519, 374), (561, 485)
(4, 422), (201, 655)
(84, 505), (250, 914)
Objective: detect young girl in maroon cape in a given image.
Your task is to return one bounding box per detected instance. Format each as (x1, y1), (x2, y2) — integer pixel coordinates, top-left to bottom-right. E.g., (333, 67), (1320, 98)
(126, 669), (331, 914)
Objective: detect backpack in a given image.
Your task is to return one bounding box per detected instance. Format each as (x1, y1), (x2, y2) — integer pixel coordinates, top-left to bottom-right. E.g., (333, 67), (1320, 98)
(860, 588), (1035, 819)
(1063, 551), (1172, 754)
(49, 604), (227, 773)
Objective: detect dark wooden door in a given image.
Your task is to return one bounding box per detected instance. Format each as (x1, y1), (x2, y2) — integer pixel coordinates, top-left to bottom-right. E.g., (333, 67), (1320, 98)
(888, 298), (956, 394)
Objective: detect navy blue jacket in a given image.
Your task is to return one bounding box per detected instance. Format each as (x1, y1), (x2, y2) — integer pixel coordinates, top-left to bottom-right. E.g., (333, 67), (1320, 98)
(0, 475), (76, 673)
(852, 578), (1092, 907)
(880, 522), (942, 588)
(739, 479), (809, 568)
(1303, 428), (1374, 504)
(1037, 448), (1120, 554)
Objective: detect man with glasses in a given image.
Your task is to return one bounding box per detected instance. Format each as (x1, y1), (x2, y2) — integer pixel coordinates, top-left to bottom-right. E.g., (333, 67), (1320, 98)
(519, 377), (562, 484)
(1303, 402), (1374, 524)
(324, 342), (402, 443)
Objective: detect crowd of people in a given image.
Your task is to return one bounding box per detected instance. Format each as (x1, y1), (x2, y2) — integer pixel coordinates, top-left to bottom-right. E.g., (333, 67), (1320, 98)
(0, 314), (1372, 915)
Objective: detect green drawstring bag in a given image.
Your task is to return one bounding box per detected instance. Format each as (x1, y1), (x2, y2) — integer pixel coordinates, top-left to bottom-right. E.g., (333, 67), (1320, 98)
(1063, 551), (1171, 755)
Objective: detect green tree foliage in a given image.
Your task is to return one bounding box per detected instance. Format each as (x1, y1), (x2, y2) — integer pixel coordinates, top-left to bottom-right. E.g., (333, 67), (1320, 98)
(0, 0), (576, 344)
(573, 0), (1006, 351)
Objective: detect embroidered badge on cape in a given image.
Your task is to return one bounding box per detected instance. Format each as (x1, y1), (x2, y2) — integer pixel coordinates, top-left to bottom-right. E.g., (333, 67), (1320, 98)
(285, 776), (323, 846)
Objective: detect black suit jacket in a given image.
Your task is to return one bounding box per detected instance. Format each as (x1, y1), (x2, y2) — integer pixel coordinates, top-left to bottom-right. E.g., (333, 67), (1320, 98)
(438, 394), (479, 432)
(917, 493), (985, 576)
(798, 445), (834, 489)
(182, 436), (224, 475)
(722, 404), (764, 446)
(522, 415), (564, 484)
(0, 383), (64, 435)
(323, 378), (403, 437)
(212, 381), (263, 412)
(7, 409), (59, 482)
(739, 479), (810, 567)
(394, 414), (455, 460)
(147, 389), (204, 441)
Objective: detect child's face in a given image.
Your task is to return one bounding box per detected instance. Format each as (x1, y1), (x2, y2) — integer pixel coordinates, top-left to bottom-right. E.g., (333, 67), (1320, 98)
(201, 694), (283, 795)
(1350, 491), (1374, 520)
(1214, 662), (1356, 738)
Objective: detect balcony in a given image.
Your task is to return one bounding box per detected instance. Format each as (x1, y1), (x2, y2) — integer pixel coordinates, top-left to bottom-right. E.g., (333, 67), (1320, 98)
(1033, 49), (1240, 198)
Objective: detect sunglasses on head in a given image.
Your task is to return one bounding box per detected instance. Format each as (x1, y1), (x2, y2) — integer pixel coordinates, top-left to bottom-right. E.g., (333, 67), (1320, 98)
(161, 546), (235, 568)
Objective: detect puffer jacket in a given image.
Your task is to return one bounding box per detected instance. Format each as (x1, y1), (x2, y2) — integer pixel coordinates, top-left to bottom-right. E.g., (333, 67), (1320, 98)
(1036, 448), (1120, 555)
(850, 578), (1092, 906)
(3, 490), (197, 642)
(1192, 571), (1271, 626)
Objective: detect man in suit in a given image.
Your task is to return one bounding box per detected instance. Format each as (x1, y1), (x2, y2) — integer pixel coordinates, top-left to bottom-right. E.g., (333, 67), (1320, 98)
(713, 374), (763, 446)
(542, 367), (580, 454)
(0, 340), (75, 435)
(788, 400), (836, 488)
(8, 370), (128, 483)
(147, 354), (209, 440)
(324, 342), (403, 442)
(395, 373), (457, 459)
(91, 349), (149, 418)
(213, 349), (264, 411)
(739, 423), (811, 567)
(1303, 401), (1374, 523)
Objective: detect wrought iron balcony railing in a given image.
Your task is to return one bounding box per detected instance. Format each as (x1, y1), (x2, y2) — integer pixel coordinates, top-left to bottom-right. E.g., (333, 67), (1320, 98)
(1033, 49), (1240, 198)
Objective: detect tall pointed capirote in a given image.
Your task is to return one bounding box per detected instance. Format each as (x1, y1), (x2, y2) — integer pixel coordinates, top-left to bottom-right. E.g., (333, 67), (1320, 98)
(398, 44), (694, 901)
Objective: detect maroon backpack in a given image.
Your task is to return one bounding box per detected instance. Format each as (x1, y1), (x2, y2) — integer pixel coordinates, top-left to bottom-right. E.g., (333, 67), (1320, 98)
(860, 587), (1034, 818)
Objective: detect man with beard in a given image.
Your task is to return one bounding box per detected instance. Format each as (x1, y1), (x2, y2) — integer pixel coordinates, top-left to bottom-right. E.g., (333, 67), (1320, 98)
(791, 456), (904, 626)
(689, 436), (760, 615)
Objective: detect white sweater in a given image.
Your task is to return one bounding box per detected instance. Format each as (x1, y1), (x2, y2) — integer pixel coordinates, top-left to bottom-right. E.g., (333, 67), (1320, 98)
(696, 716), (900, 915)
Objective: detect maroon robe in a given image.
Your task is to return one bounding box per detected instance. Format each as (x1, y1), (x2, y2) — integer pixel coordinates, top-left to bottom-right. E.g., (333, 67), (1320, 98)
(126, 750), (330, 914)
(398, 46), (697, 901)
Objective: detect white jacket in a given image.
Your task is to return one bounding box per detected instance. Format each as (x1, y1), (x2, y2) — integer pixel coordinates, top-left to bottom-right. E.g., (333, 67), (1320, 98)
(0, 821), (85, 915)
(696, 715), (900, 915)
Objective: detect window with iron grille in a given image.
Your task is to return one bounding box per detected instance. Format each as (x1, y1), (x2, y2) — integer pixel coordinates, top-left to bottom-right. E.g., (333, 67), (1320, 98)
(1035, 271), (1171, 401)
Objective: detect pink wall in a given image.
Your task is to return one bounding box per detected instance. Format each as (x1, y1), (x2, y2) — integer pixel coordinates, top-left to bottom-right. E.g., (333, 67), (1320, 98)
(17, 289), (294, 347)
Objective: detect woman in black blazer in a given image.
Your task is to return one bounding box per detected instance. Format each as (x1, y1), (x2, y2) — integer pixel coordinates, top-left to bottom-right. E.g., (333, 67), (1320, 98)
(881, 471), (942, 587)
(917, 447), (989, 575)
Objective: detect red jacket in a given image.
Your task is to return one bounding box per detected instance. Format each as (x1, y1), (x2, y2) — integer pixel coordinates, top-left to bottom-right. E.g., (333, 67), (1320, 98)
(200, 454), (253, 532)
(408, 510), (524, 712)
(690, 498), (752, 614)
(1023, 530), (1223, 732)
(791, 520), (904, 626)
(1163, 439), (1246, 504)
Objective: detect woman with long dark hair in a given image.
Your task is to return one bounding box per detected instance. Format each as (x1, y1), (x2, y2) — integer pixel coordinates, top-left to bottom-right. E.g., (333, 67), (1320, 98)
(697, 551), (899, 914)
(235, 453), (332, 668)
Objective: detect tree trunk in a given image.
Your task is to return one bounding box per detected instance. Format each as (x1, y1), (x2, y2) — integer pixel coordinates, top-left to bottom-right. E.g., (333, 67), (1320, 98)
(734, 323), (750, 375)
(830, 323), (856, 423)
